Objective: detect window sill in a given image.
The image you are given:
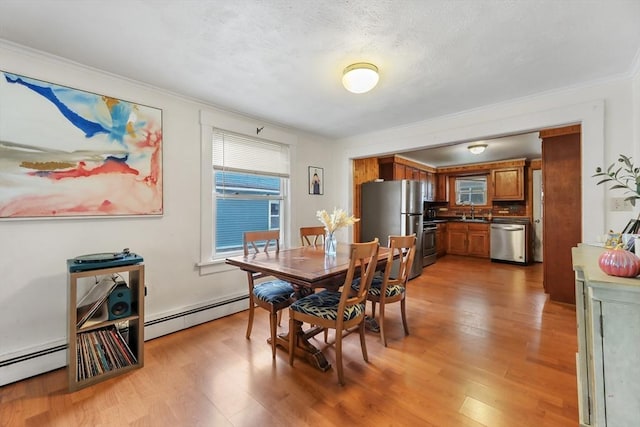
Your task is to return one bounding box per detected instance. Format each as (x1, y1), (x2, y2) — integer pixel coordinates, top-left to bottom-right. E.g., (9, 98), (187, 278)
(197, 258), (239, 276)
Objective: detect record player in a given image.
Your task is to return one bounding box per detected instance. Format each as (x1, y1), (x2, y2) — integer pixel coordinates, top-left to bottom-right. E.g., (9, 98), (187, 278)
(67, 248), (143, 272)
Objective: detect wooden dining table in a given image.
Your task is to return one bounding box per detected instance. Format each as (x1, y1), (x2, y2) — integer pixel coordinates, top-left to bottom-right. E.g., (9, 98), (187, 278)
(225, 242), (388, 371)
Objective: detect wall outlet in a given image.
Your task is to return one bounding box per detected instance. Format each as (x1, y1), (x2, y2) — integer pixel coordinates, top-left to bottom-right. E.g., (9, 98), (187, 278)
(611, 197), (633, 212)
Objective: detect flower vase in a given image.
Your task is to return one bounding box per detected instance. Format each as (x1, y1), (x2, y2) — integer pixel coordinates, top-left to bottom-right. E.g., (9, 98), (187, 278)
(325, 231), (337, 256)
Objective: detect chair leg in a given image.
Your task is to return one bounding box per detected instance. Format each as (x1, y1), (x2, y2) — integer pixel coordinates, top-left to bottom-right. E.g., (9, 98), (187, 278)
(370, 300), (377, 318)
(336, 328), (344, 386)
(379, 301), (387, 347)
(359, 319), (368, 362)
(288, 313), (296, 366)
(246, 295), (255, 339)
(277, 309), (282, 327)
(400, 297), (409, 336)
(269, 310), (278, 359)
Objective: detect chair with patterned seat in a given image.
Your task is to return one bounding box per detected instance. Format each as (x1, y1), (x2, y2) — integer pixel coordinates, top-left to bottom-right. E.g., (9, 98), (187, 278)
(244, 230), (295, 358)
(352, 234), (416, 347)
(300, 226), (325, 246)
(288, 238), (379, 386)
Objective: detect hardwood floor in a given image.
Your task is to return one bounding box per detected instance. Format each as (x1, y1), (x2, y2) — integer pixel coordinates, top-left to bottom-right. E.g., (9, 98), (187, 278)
(0, 256), (578, 426)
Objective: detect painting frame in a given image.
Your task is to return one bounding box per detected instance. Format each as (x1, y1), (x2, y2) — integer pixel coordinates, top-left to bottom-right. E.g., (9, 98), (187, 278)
(308, 166), (323, 195)
(0, 70), (163, 219)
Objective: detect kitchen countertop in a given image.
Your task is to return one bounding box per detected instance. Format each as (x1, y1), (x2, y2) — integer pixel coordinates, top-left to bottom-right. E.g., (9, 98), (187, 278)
(425, 217), (530, 224)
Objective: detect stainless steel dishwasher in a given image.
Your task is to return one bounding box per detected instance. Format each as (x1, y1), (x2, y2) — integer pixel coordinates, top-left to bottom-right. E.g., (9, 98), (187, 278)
(490, 221), (527, 264)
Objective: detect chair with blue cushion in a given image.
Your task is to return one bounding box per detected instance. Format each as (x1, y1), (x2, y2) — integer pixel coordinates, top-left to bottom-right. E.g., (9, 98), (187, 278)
(352, 234), (416, 347)
(244, 230), (295, 358)
(288, 238), (379, 385)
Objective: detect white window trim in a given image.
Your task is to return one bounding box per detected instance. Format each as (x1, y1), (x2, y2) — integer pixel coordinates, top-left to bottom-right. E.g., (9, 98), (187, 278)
(198, 110), (297, 275)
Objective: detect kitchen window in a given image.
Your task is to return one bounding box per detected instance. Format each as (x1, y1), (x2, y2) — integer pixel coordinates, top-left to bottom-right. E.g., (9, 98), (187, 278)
(455, 175), (487, 205)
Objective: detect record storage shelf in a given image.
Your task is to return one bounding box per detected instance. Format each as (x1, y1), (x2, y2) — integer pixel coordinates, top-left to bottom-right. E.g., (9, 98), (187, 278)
(67, 263), (144, 391)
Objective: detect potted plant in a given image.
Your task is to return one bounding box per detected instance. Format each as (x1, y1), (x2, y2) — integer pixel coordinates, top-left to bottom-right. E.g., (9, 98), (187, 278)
(593, 154), (640, 207)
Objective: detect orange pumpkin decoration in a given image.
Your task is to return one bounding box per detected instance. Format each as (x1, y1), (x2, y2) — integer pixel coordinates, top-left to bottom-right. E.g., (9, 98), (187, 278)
(598, 245), (640, 278)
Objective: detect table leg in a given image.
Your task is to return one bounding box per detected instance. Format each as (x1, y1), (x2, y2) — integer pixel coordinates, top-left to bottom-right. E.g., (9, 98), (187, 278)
(271, 320), (331, 372)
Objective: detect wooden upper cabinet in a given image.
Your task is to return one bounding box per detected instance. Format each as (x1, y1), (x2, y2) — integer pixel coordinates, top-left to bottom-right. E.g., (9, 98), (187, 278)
(425, 172), (435, 202)
(393, 163), (407, 180)
(492, 167), (524, 200)
(435, 173), (447, 202)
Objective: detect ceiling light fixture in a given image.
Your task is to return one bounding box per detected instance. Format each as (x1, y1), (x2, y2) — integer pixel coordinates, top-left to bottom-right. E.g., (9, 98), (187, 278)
(342, 62), (379, 94)
(468, 143), (488, 154)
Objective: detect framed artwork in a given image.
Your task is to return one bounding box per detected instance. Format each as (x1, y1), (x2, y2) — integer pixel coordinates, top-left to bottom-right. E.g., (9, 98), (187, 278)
(308, 166), (323, 195)
(0, 70), (163, 219)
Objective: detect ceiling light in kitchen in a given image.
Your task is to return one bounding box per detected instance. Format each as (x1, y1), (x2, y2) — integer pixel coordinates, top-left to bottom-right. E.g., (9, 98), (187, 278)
(468, 143), (488, 154)
(342, 63), (379, 94)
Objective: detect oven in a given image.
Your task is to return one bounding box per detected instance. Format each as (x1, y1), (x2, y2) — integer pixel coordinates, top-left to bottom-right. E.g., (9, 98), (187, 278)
(422, 223), (437, 267)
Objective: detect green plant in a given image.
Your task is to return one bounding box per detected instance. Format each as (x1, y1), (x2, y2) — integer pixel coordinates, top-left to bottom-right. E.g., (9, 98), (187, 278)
(593, 154), (640, 207)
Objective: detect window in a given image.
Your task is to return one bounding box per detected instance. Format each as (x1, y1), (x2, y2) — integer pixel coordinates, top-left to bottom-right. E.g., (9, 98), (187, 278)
(455, 175), (487, 205)
(212, 129), (289, 258)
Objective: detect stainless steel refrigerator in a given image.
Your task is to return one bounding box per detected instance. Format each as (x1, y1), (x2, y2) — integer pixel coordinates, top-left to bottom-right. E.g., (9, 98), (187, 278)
(360, 180), (423, 279)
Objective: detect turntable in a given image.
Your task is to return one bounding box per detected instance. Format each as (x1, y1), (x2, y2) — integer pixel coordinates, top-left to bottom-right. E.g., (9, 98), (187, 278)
(67, 248), (143, 272)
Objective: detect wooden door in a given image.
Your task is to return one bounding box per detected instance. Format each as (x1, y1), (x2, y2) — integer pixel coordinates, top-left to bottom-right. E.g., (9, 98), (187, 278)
(541, 125), (581, 304)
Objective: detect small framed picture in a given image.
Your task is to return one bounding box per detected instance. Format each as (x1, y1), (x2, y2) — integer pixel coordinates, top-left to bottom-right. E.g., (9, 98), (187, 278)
(308, 166), (323, 195)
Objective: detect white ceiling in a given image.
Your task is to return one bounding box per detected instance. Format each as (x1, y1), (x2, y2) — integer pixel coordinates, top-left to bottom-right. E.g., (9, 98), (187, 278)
(1, 0), (639, 164)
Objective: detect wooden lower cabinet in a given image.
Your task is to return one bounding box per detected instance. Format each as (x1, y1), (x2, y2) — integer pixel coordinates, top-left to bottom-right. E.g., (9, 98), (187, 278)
(435, 223), (447, 257)
(446, 222), (489, 258)
(468, 224), (490, 257)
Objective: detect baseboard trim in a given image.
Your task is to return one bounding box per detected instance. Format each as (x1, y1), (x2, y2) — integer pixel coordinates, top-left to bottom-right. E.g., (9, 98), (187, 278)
(0, 296), (248, 387)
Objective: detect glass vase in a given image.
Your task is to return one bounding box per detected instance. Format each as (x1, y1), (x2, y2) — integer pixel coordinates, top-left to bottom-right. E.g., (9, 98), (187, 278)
(325, 231), (337, 256)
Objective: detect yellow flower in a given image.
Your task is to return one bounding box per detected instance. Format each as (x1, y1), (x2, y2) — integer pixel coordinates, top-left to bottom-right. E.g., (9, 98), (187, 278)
(316, 208), (360, 233)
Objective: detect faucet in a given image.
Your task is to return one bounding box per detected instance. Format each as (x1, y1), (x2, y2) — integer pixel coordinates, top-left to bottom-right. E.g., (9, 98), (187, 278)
(470, 204), (475, 220)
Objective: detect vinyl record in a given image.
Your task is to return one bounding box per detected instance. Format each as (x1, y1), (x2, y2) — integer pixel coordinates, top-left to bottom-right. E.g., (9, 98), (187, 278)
(73, 252), (126, 264)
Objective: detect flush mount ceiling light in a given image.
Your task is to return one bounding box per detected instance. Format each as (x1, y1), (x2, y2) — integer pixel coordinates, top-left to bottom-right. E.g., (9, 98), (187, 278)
(342, 62), (379, 94)
(468, 143), (488, 154)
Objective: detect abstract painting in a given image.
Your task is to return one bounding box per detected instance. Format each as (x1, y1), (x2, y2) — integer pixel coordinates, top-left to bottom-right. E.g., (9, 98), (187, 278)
(0, 71), (163, 218)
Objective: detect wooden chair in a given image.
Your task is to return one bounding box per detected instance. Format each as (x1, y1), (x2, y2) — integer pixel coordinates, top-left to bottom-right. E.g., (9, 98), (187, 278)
(243, 230), (295, 358)
(300, 226), (325, 246)
(288, 238), (379, 385)
(352, 234), (416, 347)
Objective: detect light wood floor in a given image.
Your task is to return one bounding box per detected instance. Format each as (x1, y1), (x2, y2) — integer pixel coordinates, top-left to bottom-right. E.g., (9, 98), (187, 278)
(0, 255), (578, 426)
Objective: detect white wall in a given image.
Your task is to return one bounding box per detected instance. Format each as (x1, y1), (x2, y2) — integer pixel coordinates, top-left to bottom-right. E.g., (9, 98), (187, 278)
(0, 42), (339, 385)
(337, 76), (640, 241)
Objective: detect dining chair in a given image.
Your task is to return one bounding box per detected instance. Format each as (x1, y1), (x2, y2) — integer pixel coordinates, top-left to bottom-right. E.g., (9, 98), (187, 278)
(300, 226), (325, 246)
(352, 234), (416, 347)
(243, 230), (295, 358)
(288, 238), (379, 386)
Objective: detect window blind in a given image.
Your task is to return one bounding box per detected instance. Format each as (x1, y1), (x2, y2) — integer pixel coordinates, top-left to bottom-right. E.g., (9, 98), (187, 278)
(212, 129), (289, 177)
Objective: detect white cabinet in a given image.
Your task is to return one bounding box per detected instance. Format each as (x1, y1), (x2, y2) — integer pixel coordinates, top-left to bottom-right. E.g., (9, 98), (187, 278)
(572, 245), (640, 426)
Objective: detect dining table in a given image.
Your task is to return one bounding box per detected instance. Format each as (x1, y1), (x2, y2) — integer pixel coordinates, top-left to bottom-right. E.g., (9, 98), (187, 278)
(225, 242), (389, 372)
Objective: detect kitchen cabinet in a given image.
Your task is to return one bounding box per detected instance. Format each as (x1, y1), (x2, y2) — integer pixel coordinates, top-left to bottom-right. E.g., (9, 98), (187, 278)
(425, 172), (435, 201)
(435, 223), (447, 257)
(572, 245), (640, 427)
(492, 167), (524, 200)
(378, 156), (436, 201)
(446, 222), (489, 257)
(435, 173), (448, 202)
